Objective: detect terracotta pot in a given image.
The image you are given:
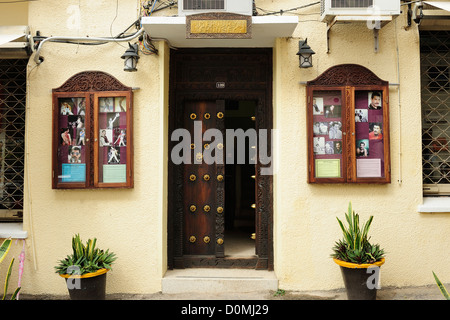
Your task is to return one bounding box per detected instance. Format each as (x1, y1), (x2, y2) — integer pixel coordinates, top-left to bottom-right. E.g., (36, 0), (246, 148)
(60, 268), (109, 300)
(333, 258), (385, 300)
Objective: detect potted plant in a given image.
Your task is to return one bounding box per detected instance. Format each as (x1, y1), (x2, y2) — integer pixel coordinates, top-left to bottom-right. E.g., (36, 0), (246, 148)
(331, 202), (385, 300)
(55, 234), (116, 300)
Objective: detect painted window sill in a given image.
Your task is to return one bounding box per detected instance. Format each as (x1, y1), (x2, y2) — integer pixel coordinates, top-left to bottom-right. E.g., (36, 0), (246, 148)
(418, 197), (450, 213)
(0, 223), (27, 239)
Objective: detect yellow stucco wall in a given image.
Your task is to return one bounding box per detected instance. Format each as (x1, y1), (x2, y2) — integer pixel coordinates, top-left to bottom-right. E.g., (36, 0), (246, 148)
(1, 0), (449, 297)
(269, 1), (441, 291)
(0, 2), (28, 26)
(18, 0), (168, 295)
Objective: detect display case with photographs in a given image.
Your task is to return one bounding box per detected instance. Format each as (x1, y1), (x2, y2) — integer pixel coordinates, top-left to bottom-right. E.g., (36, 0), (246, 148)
(52, 71), (133, 189)
(94, 94), (131, 187)
(354, 90), (388, 179)
(53, 94), (90, 188)
(310, 90), (345, 181)
(306, 64), (390, 184)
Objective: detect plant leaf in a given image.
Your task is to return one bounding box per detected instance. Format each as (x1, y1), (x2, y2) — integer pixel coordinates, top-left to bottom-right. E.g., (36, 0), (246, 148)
(2, 258), (14, 300)
(0, 238), (12, 264)
(433, 271), (450, 300)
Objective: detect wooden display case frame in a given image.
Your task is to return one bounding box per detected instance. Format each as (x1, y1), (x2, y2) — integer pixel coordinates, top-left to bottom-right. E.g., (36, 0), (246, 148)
(306, 64), (391, 184)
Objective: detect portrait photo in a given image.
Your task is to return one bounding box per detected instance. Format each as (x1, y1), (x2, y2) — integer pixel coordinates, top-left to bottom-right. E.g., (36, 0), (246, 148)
(313, 122), (329, 135)
(368, 91), (382, 110)
(328, 121), (342, 139)
(100, 129), (113, 147)
(355, 109), (368, 122)
(76, 98), (86, 116)
(334, 140), (343, 154)
(115, 97), (127, 112)
(312, 97), (324, 115)
(325, 141), (334, 154)
(369, 123), (383, 140)
(99, 97), (114, 112)
(313, 137), (325, 155)
(68, 146), (82, 163)
(60, 98), (75, 115)
(356, 139), (369, 157)
(324, 105), (341, 118)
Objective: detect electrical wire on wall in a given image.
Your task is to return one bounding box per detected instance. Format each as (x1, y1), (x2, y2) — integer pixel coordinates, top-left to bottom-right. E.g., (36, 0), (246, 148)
(138, 0), (178, 55)
(255, 1), (321, 17)
(139, 0), (159, 55)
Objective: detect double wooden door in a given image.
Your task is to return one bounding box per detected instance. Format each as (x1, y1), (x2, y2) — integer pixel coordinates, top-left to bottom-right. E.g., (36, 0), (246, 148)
(168, 48), (273, 270)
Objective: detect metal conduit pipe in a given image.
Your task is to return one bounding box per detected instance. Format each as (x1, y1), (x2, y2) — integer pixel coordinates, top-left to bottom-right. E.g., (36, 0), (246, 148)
(33, 27), (145, 65)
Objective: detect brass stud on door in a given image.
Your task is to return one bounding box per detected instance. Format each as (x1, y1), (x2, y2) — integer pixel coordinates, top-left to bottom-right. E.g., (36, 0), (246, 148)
(217, 207), (224, 214)
(189, 236), (196, 243)
(217, 175), (224, 182)
(203, 236), (210, 244)
(203, 174), (210, 181)
(189, 174), (197, 181)
(204, 113), (211, 120)
(217, 238), (224, 245)
(190, 205), (197, 213)
(217, 112), (224, 119)
(190, 113), (197, 120)
(203, 205), (211, 213)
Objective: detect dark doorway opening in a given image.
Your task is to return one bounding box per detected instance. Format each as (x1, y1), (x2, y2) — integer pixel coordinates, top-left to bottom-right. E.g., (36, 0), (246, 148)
(224, 100), (257, 258)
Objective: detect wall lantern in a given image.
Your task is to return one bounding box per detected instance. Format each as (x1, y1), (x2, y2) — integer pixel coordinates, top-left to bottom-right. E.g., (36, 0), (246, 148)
(296, 39), (315, 68)
(121, 43), (140, 72)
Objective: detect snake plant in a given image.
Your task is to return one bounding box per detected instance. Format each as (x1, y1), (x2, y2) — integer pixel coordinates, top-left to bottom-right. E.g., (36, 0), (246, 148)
(0, 238), (21, 300)
(331, 202), (385, 264)
(55, 234), (117, 276)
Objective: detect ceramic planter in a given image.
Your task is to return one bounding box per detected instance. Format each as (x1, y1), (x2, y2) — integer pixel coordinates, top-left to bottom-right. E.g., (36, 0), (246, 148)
(60, 268), (109, 300)
(333, 258), (385, 300)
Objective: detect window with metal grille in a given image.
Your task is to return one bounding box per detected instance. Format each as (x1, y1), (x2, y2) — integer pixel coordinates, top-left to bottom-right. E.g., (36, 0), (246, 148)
(331, 0), (373, 8)
(421, 31), (450, 195)
(0, 59), (26, 220)
(183, 0), (224, 10)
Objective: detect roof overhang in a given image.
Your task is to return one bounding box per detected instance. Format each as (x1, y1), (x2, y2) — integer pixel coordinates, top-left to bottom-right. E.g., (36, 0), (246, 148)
(0, 25), (32, 59)
(413, 1), (450, 29)
(141, 15), (299, 48)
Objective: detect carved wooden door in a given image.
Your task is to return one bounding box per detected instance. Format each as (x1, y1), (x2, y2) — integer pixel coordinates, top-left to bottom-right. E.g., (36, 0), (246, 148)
(183, 100), (225, 257)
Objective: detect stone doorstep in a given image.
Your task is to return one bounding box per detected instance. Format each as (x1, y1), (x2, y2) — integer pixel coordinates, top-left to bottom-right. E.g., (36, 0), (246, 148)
(162, 268), (278, 294)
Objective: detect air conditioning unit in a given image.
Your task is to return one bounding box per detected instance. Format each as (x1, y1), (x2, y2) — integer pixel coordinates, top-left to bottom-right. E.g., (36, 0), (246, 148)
(320, 0), (400, 23)
(178, 0), (253, 16)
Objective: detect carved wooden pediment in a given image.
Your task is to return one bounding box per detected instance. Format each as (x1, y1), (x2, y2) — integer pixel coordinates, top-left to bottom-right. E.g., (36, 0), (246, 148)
(53, 71), (131, 92)
(307, 64), (388, 86)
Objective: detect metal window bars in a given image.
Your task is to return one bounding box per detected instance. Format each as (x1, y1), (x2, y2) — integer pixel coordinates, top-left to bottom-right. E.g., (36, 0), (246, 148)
(0, 59), (26, 220)
(421, 31), (450, 191)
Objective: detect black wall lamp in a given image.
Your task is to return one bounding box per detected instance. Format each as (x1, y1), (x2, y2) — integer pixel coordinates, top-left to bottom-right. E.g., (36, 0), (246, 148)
(121, 43), (140, 72)
(297, 39), (315, 68)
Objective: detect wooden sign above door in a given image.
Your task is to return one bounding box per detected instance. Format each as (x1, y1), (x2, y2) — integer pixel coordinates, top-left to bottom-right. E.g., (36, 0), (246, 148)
(186, 13), (252, 39)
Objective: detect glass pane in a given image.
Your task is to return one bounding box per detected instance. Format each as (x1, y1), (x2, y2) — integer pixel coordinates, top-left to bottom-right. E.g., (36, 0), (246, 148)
(355, 90), (385, 178)
(57, 97), (87, 183)
(98, 97), (128, 184)
(312, 91), (343, 178)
